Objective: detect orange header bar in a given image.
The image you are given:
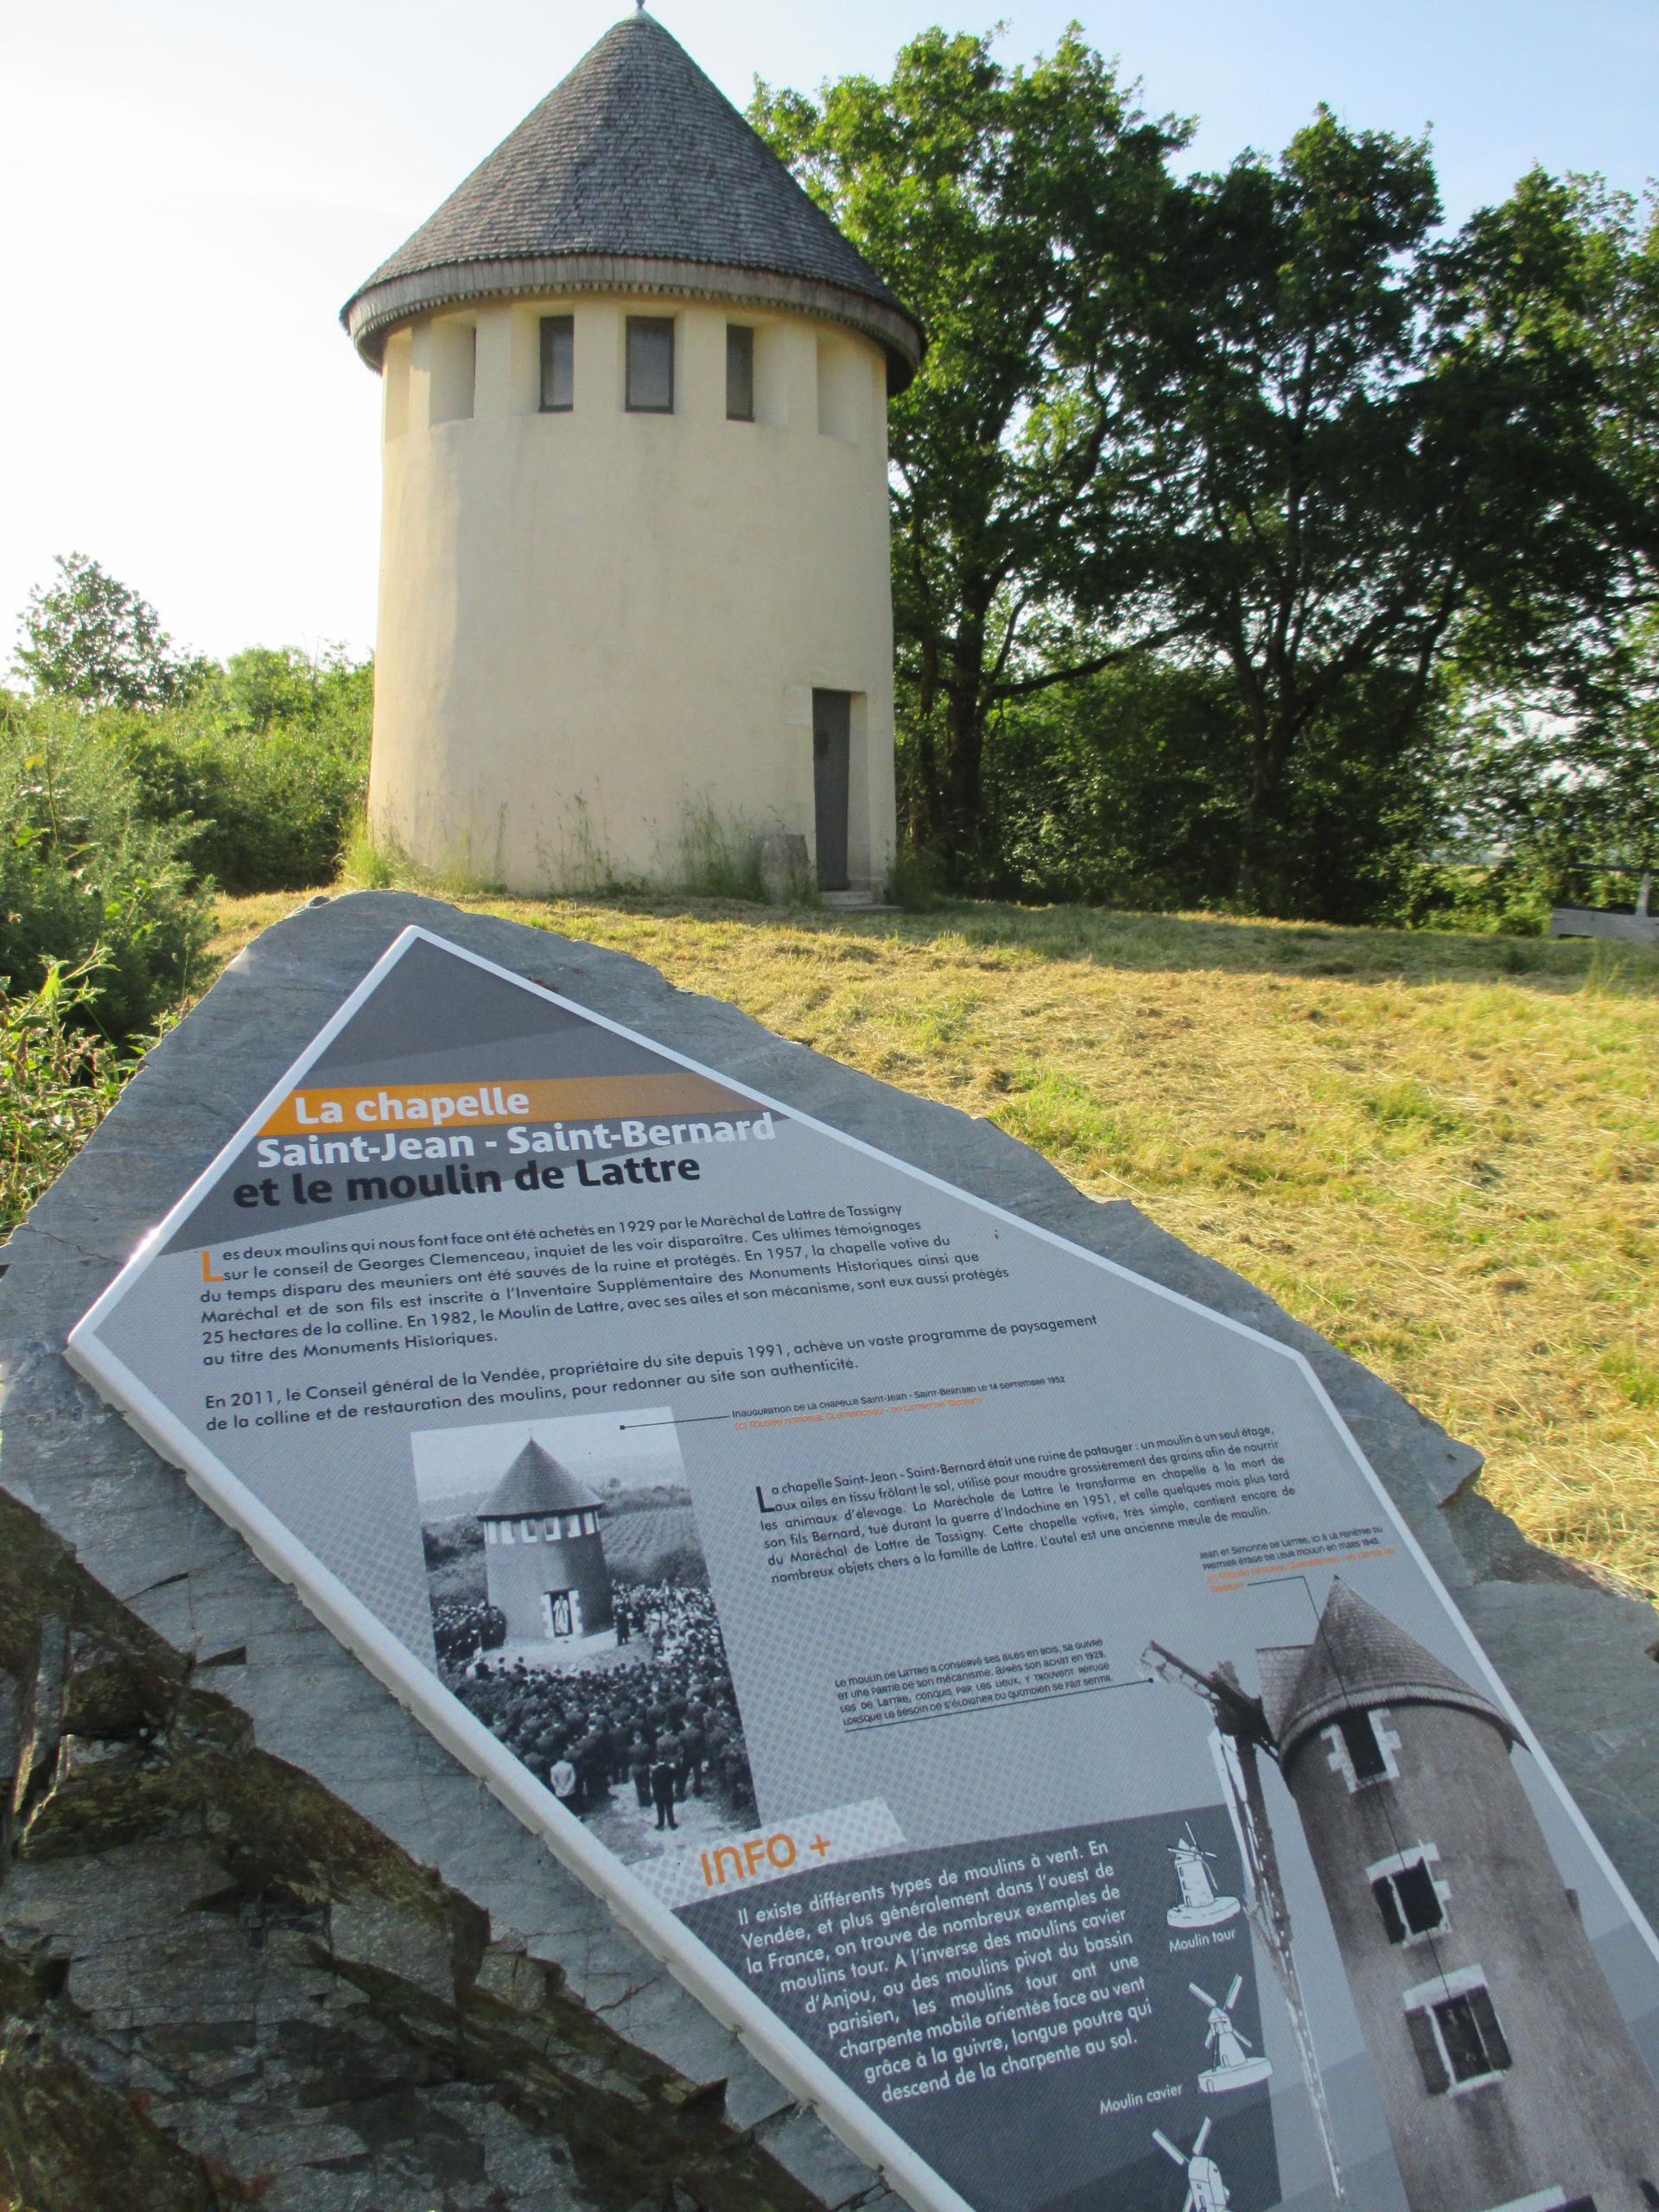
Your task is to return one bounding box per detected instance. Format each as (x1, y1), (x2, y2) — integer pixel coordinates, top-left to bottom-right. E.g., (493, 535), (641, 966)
(259, 1072), (748, 1137)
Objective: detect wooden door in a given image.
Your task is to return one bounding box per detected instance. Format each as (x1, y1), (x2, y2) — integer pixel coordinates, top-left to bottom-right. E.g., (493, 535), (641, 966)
(811, 690), (851, 890)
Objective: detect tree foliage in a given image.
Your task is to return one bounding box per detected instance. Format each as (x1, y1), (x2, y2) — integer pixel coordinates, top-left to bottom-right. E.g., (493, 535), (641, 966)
(3, 549), (373, 1045)
(8, 554), (373, 904)
(0, 695), (213, 1036)
(1, 956), (136, 1235)
(758, 33), (1652, 915)
(1121, 133), (1624, 904)
(753, 30), (1186, 878)
(1438, 181), (1659, 912)
(1446, 608), (1659, 918)
(13, 552), (207, 709)
(123, 644), (375, 892)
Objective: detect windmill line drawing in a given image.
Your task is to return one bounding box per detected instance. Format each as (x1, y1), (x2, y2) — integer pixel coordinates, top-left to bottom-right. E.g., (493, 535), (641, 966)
(1191, 1973), (1274, 2094)
(1154, 2116), (1232, 2212)
(1168, 1822), (1243, 1929)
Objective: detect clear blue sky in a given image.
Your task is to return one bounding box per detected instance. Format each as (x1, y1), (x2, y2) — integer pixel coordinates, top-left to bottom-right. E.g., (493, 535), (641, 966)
(3, 0), (1652, 666)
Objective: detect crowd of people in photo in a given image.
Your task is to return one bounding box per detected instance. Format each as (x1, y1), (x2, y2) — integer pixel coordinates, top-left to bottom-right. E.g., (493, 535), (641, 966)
(441, 1580), (757, 1835)
(433, 1596), (506, 1669)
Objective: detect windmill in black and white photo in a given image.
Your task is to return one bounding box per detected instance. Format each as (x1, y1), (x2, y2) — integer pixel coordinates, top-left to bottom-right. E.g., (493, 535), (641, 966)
(1149, 1580), (1659, 2212)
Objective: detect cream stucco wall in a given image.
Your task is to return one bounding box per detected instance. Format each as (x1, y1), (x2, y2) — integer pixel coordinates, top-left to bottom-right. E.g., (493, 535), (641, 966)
(368, 294), (898, 893)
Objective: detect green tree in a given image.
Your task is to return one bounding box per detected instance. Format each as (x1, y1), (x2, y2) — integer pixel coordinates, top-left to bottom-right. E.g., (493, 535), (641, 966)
(1124, 128), (1622, 908)
(977, 658), (1250, 906)
(752, 29), (1187, 880)
(13, 552), (206, 709)
(1573, 179), (1659, 581)
(760, 31), (1636, 914)
(1440, 180), (1659, 918)
(220, 642), (371, 734)
(1446, 610), (1659, 919)
(980, 646), (1446, 920)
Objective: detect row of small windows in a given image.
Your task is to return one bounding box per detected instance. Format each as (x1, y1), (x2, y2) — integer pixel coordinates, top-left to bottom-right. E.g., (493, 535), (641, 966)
(537, 314), (755, 421)
(390, 311), (867, 439)
(1319, 1716), (1503, 2094)
(485, 1510), (600, 1544)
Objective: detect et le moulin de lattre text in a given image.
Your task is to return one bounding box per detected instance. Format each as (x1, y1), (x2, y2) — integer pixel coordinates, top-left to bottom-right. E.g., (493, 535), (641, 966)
(232, 1109), (777, 1211)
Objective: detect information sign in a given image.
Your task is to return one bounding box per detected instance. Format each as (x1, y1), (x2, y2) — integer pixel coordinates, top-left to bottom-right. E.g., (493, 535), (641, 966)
(68, 927), (1659, 2212)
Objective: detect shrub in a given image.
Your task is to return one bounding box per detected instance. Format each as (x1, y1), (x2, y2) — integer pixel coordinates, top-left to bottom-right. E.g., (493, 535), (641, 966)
(0, 697), (213, 1038)
(114, 646), (372, 893)
(164, 718), (370, 893)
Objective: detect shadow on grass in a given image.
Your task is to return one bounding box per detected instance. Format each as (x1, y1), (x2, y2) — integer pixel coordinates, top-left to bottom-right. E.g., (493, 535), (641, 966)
(517, 891), (1659, 996)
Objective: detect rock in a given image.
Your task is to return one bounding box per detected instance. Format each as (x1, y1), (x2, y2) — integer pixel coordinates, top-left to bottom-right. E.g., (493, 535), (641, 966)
(3, 888), (1656, 2209)
(754, 832), (812, 905)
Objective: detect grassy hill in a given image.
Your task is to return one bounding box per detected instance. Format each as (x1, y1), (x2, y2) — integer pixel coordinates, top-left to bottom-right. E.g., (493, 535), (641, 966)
(207, 888), (1659, 1593)
(601, 1505), (704, 1583)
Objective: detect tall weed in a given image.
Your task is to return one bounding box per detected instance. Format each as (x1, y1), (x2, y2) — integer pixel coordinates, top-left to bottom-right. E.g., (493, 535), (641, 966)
(1, 957), (132, 1231)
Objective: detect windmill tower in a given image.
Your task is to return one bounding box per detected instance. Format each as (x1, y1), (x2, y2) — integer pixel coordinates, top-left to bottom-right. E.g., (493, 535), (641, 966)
(477, 1440), (613, 1648)
(1259, 1580), (1659, 2212)
(1154, 1581), (1659, 2212)
(1153, 2117), (1232, 2212)
(340, 10), (923, 900)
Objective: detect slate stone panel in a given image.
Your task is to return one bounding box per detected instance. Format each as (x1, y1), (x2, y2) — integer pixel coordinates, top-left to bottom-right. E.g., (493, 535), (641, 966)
(3, 890), (1656, 2209)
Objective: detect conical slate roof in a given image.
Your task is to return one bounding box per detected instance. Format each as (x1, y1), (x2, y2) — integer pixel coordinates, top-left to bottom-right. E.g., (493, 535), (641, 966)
(479, 1440), (603, 1521)
(1257, 1580), (1512, 1759)
(341, 10), (923, 385)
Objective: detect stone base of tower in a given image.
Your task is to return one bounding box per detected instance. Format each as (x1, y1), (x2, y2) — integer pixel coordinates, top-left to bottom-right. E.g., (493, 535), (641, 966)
(489, 1625), (620, 1671)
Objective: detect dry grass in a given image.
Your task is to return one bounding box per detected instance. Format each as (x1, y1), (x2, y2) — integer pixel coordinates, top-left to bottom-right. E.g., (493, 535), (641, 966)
(210, 888), (1659, 1593)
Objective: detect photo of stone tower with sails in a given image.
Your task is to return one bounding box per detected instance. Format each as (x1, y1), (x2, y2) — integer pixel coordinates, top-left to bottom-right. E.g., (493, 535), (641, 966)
(1151, 1580), (1659, 2212)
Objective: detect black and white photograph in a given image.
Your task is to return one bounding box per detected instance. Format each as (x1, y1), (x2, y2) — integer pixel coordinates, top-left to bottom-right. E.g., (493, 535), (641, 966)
(411, 1408), (759, 1868)
(1149, 1579), (1659, 2212)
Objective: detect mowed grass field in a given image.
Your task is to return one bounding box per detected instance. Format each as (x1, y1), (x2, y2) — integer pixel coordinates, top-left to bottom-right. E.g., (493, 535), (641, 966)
(601, 1505), (701, 1576)
(214, 889), (1659, 1593)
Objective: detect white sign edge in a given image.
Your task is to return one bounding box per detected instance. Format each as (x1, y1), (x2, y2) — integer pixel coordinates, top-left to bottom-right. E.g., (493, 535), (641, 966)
(56, 918), (1659, 2206)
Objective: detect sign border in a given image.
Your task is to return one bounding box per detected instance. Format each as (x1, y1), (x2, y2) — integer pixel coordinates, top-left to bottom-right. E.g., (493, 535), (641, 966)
(63, 923), (1659, 2212)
